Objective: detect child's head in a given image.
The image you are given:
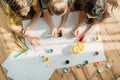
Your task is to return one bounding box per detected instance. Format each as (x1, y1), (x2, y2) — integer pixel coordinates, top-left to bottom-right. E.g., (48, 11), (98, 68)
(48, 0), (68, 16)
(8, 0), (30, 17)
(84, 0), (110, 24)
(85, 0), (106, 18)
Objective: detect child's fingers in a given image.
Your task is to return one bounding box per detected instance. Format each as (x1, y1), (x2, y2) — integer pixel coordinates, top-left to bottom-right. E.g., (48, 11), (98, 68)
(74, 30), (79, 38)
(36, 40), (41, 46)
(81, 38), (86, 42)
(79, 35), (86, 42)
(61, 32), (65, 37)
(61, 29), (66, 37)
(22, 29), (27, 35)
(29, 37), (41, 47)
(22, 29), (29, 35)
(57, 29), (61, 33)
(22, 29), (25, 34)
(58, 28), (66, 37)
(30, 41), (36, 47)
(31, 39), (40, 47)
(52, 31), (57, 37)
(29, 36), (40, 40)
(52, 28), (57, 37)
(52, 31), (55, 37)
(23, 29), (31, 37)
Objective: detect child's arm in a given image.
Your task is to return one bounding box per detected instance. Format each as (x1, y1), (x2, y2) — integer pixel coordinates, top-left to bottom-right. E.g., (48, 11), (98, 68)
(84, 23), (96, 35)
(26, 12), (42, 30)
(73, 11), (85, 38)
(22, 11), (42, 41)
(22, 12), (42, 47)
(6, 1), (41, 47)
(6, 10), (41, 47)
(9, 24), (41, 47)
(43, 10), (57, 37)
(23, 0), (42, 37)
(58, 7), (71, 36)
(79, 23), (95, 42)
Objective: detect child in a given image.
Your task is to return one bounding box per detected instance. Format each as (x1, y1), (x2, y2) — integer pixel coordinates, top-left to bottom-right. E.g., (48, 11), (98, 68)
(43, 0), (73, 37)
(72, 0), (118, 42)
(4, 0), (41, 47)
(24, 0), (73, 37)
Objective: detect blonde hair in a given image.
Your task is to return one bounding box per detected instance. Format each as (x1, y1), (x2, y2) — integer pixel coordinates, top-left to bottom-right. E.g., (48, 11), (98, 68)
(49, 0), (68, 15)
(8, 0), (30, 16)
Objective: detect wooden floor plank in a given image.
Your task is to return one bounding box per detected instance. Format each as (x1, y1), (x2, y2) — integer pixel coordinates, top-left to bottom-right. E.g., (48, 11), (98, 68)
(103, 19), (120, 76)
(56, 67), (76, 80)
(0, 65), (7, 80)
(97, 61), (116, 80)
(82, 64), (102, 80)
(99, 68), (115, 80)
(71, 66), (87, 80)
(50, 69), (62, 80)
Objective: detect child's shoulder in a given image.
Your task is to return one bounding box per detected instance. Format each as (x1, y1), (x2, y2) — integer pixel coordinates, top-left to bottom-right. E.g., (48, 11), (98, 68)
(31, 0), (50, 13)
(69, 0), (77, 11)
(70, 0), (88, 11)
(68, 0), (73, 6)
(31, 0), (42, 13)
(40, 0), (49, 10)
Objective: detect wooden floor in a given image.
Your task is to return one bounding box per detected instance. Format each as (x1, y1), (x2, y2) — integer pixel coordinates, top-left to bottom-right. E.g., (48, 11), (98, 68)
(0, 1), (120, 80)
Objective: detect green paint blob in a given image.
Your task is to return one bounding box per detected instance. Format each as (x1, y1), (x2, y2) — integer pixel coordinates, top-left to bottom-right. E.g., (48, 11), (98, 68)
(83, 60), (89, 64)
(48, 49), (53, 53)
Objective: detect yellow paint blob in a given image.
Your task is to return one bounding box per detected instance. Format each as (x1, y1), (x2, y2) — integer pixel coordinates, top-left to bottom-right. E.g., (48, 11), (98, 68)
(72, 45), (81, 54)
(78, 43), (85, 51)
(97, 31), (101, 35)
(72, 43), (85, 54)
(94, 36), (99, 41)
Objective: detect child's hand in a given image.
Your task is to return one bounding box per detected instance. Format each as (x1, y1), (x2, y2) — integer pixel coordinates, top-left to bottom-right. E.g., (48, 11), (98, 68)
(22, 28), (40, 47)
(22, 27), (32, 37)
(78, 33), (87, 42)
(58, 27), (66, 37)
(73, 28), (79, 38)
(22, 27), (36, 38)
(51, 28), (57, 37)
(29, 37), (40, 47)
